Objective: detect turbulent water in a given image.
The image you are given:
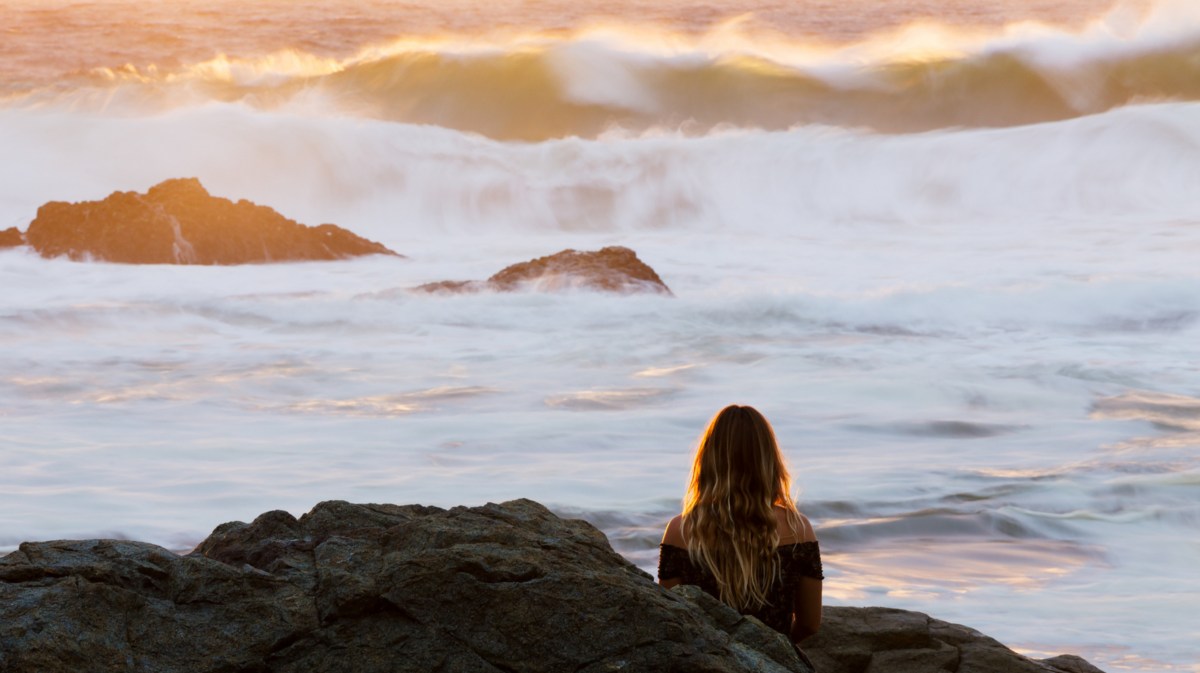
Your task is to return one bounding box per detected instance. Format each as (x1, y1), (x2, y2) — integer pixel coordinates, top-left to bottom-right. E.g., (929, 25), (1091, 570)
(2, 1), (1199, 671)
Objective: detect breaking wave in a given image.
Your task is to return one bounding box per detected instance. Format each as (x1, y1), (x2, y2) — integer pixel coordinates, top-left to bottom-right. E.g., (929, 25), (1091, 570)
(6, 0), (1200, 140)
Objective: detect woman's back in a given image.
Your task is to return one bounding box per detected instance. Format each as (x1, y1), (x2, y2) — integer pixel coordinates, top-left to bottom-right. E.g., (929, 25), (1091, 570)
(656, 405), (824, 644)
(660, 505), (816, 548)
(658, 506), (823, 638)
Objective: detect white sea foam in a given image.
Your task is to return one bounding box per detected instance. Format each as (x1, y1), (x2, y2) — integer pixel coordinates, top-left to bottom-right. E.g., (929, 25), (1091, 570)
(3, 100), (1200, 244)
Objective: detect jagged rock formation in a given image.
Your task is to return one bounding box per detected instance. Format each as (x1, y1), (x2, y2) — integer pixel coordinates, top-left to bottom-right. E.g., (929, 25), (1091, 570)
(23, 178), (399, 264)
(0, 499), (807, 673)
(417, 246), (671, 295)
(0, 226), (23, 248)
(0, 498), (1107, 673)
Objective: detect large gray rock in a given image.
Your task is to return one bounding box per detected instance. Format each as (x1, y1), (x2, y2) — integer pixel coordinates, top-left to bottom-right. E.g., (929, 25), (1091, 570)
(0, 499), (808, 673)
(417, 246), (671, 295)
(24, 178), (400, 264)
(802, 606), (1106, 673)
(0, 499), (1108, 673)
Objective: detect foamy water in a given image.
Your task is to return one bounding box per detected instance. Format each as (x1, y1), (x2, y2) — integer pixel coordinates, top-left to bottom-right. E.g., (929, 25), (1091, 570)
(2, 1), (1199, 671)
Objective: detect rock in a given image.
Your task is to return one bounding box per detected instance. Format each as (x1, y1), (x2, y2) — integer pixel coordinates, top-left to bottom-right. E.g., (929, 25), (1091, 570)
(0, 500), (1108, 673)
(802, 606), (1107, 673)
(0, 499), (809, 673)
(417, 246), (671, 295)
(416, 279), (488, 294)
(24, 178), (400, 264)
(0, 226), (24, 248)
(673, 584), (816, 673)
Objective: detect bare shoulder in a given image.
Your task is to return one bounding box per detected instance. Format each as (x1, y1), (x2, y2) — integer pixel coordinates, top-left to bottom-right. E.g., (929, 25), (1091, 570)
(661, 514), (686, 547)
(775, 505), (817, 544)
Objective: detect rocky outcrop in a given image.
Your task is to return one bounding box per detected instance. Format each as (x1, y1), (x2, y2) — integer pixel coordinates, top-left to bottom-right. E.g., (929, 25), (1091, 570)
(0, 498), (1107, 673)
(0, 226), (23, 248)
(0, 499), (808, 673)
(24, 178), (399, 264)
(417, 246), (671, 295)
(803, 606), (1106, 673)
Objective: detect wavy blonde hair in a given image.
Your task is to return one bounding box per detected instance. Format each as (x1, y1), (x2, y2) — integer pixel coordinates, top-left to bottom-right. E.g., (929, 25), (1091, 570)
(683, 405), (800, 610)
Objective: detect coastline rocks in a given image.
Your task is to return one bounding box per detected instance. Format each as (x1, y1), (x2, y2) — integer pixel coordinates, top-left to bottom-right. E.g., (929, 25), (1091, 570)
(24, 178), (399, 264)
(0, 498), (1107, 673)
(417, 246), (672, 295)
(0, 499), (809, 673)
(803, 606), (1106, 673)
(0, 226), (23, 248)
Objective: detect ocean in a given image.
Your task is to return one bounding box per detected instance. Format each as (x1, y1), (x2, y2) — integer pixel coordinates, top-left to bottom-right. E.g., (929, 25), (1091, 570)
(1, 0), (1198, 670)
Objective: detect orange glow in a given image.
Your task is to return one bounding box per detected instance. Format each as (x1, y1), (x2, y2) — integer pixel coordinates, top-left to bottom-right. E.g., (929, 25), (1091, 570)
(821, 538), (1102, 602)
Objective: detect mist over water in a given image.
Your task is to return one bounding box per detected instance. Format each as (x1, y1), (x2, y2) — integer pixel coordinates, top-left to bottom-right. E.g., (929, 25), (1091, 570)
(2, 1), (1200, 671)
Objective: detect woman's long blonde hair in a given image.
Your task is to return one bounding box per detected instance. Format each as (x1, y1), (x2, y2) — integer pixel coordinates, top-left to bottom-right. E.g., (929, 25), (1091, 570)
(683, 404), (800, 610)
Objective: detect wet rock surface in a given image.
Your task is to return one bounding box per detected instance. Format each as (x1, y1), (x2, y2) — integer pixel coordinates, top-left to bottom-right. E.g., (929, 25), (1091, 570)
(417, 246), (671, 295)
(23, 178), (399, 264)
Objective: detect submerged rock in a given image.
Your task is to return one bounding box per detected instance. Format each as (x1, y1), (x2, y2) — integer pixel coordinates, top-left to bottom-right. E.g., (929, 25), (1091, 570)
(0, 499), (808, 673)
(24, 178), (400, 264)
(0, 226), (23, 248)
(417, 246), (671, 295)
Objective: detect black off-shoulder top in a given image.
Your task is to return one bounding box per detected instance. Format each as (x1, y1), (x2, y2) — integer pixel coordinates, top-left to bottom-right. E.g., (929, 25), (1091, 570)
(657, 541), (823, 636)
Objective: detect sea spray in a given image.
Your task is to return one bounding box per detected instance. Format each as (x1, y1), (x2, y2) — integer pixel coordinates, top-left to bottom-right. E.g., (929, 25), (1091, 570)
(3, 101), (1200, 247)
(5, 0), (1199, 138)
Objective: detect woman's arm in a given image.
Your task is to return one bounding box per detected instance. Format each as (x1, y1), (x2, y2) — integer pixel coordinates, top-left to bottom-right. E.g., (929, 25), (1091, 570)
(791, 576), (823, 642)
(659, 515), (686, 588)
(789, 512), (822, 642)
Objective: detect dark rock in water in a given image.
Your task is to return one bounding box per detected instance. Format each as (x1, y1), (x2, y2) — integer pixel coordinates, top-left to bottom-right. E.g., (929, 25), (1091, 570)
(803, 606), (1107, 673)
(488, 246), (670, 293)
(24, 178), (400, 264)
(415, 279), (489, 294)
(417, 246), (671, 295)
(0, 226), (24, 248)
(0, 499), (809, 673)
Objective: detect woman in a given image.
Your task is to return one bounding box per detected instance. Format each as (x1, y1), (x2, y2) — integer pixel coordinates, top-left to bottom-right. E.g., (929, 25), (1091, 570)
(658, 404), (823, 649)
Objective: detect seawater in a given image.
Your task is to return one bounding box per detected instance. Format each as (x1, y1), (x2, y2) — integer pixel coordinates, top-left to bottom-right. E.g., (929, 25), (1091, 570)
(1, 1), (1198, 671)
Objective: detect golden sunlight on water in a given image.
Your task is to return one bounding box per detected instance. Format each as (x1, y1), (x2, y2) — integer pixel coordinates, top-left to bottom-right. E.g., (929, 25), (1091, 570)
(823, 538), (1102, 602)
(1, 0), (1143, 96)
(258, 386), (499, 417)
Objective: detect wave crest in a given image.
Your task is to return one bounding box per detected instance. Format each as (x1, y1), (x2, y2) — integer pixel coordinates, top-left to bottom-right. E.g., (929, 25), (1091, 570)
(7, 2), (1200, 140)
